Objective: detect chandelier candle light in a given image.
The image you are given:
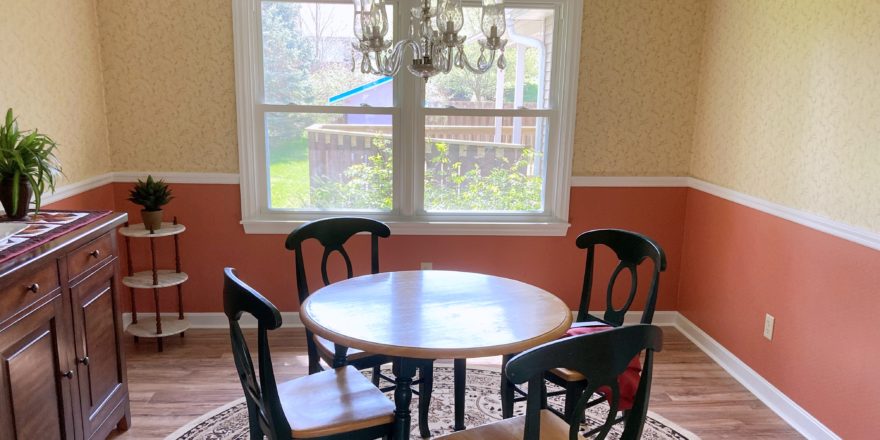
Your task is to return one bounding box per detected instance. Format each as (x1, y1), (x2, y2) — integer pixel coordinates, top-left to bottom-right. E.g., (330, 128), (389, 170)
(352, 0), (508, 80)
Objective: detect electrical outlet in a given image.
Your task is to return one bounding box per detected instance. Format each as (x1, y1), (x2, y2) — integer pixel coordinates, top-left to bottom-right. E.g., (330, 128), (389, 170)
(763, 314), (775, 340)
(420, 262), (433, 270)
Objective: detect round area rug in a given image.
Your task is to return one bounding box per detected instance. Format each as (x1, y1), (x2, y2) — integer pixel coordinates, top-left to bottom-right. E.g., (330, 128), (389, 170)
(165, 366), (699, 440)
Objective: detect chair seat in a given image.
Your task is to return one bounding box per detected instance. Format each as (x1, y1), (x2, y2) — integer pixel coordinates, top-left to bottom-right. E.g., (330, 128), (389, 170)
(549, 366), (586, 382)
(314, 334), (377, 363)
(278, 365), (395, 438)
(435, 410), (569, 440)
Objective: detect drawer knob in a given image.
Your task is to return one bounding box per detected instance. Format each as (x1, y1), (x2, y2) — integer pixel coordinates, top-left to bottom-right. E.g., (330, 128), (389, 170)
(78, 356), (90, 366)
(60, 370), (74, 379)
(26, 283), (40, 293)
(89, 249), (101, 258)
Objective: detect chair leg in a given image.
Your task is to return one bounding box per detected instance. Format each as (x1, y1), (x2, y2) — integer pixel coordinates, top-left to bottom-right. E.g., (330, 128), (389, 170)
(305, 332), (322, 375)
(500, 354), (514, 418)
(564, 380), (587, 421)
(540, 379), (548, 410)
(372, 365), (381, 387)
(418, 363), (434, 438)
(453, 358), (466, 431)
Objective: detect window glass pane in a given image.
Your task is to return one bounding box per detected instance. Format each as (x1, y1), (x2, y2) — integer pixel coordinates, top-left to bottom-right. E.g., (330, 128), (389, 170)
(261, 1), (393, 106)
(423, 115), (547, 212)
(266, 112), (393, 211)
(425, 8), (554, 110)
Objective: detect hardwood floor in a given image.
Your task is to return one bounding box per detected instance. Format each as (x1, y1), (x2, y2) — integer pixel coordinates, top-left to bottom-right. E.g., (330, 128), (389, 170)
(108, 327), (802, 439)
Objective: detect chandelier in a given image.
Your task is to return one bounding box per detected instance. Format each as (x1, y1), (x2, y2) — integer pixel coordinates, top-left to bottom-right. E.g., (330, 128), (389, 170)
(352, 0), (508, 80)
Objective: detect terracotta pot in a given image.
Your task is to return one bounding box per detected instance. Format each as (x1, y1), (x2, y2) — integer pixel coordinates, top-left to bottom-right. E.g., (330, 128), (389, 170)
(0, 177), (32, 219)
(140, 209), (163, 232)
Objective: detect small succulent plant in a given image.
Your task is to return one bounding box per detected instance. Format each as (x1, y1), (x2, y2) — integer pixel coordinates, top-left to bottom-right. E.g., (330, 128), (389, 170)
(128, 175), (173, 211)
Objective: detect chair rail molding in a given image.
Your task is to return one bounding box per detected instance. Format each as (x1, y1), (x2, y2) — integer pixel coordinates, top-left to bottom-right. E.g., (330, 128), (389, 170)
(44, 173), (880, 250)
(687, 177), (880, 252)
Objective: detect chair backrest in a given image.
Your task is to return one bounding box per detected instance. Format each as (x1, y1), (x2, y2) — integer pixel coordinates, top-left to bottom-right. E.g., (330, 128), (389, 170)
(223, 267), (289, 440)
(284, 217), (391, 305)
(575, 229), (667, 326)
(506, 325), (663, 440)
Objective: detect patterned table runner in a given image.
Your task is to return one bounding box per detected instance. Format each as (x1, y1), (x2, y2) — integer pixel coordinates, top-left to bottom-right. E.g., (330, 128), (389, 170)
(0, 210), (113, 264)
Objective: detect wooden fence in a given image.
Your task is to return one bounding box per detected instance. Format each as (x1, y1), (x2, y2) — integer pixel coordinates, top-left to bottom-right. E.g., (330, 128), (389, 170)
(306, 124), (536, 187)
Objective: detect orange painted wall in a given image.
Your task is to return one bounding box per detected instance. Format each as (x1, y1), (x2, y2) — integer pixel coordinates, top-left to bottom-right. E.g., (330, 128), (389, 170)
(110, 183), (686, 314)
(678, 189), (880, 439)
(45, 183), (687, 315)
(44, 184), (117, 211)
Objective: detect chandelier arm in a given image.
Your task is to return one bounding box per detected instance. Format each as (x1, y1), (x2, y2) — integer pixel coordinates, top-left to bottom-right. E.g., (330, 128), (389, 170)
(383, 39), (421, 76)
(457, 46), (498, 74)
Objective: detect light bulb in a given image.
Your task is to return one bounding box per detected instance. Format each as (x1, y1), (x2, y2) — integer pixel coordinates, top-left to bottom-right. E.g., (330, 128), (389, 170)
(436, 0), (464, 34)
(377, 0), (389, 37)
(481, 0), (506, 39)
(363, 0), (388, 38)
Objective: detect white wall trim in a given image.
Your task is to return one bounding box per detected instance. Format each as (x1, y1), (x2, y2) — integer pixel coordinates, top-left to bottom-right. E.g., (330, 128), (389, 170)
(122, 312), (304, 330)
(687, 177), (880, 252)
(44, 171), (241, 206)
(123, 310), (676, 330)
(673, 313), (841, 440)
(241, 219), (571, 236)
(112, 171), (240, 185)
(43, 172), (116, 205)
(46, 172), (878, 250)
(119, 310), (835, 437)
(569, 176), (689, 187)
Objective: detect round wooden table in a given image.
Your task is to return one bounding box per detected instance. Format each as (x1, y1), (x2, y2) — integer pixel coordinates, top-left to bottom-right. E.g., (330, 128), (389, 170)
(300, 270), (572, 439)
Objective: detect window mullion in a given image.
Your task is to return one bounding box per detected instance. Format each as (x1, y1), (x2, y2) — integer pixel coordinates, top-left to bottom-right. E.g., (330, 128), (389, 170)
(397, 0), (423, 218)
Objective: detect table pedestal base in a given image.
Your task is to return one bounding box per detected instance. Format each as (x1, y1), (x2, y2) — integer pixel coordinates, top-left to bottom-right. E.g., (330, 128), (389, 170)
(392, 358), (434, 439)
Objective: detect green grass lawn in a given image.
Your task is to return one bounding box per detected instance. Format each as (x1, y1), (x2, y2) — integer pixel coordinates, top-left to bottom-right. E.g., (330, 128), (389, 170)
(268, 137), (310, 209)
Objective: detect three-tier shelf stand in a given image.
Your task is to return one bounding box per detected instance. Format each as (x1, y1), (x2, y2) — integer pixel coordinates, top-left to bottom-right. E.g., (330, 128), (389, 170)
(119, 217), (189, 352)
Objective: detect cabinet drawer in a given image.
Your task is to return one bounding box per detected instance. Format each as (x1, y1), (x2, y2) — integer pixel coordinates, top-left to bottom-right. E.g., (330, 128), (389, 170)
(67, 232), (114, 280)
(0, 262), (61, 323)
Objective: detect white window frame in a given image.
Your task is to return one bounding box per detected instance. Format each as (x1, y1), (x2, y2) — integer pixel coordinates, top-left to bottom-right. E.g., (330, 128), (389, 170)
(233, 0), (582, 235)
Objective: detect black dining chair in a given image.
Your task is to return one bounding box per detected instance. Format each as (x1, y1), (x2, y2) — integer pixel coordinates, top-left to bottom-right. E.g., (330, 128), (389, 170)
(438, 325), (664, 440)
(285, 217), (436, 437)
(285, 217), (394, 377)
(223, 267), (395, 440)
(502, 228), (667, 420)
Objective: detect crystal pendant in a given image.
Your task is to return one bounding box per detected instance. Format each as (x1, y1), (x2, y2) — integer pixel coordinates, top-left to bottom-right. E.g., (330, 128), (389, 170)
(497, 52), (506, 70)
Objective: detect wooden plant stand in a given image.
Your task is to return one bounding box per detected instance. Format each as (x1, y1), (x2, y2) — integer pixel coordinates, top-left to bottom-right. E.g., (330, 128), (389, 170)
(119, 217), (189, 352)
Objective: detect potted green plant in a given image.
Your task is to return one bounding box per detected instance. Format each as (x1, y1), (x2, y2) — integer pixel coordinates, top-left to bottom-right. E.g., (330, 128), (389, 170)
(128, 175), (174, 231)
(0, 108), (62, 219)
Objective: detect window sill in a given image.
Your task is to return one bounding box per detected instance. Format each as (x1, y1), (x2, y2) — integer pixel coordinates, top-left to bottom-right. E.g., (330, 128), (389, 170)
(241, 219), (571, 236)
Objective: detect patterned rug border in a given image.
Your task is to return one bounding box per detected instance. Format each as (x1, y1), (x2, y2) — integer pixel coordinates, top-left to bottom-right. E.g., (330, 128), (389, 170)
(163, 367), (700, 440)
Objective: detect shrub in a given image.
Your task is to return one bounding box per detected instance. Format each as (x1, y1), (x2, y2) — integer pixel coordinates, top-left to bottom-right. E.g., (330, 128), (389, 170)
(310, 138), (542, 212)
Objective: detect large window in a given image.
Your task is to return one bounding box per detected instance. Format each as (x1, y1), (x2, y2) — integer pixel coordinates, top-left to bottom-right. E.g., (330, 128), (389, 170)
(233, 0), (582, 235)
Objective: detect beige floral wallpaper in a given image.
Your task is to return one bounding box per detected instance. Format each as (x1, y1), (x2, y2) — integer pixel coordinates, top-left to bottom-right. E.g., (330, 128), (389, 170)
(572, 0), (707, 176)
(691, 0), (880, 232)
(0, 0), (112, 185)
(96, 0), (239, 173)
(93, 0), (706, 177)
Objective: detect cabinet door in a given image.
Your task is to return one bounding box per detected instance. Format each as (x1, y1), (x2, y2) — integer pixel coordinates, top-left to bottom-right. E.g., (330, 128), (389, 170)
(0, 293), (76, 440)
(69, 261), (127, 439)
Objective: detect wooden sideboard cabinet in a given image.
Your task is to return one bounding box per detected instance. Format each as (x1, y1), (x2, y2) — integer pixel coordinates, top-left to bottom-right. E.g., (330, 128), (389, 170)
(0, 212), (130, 440)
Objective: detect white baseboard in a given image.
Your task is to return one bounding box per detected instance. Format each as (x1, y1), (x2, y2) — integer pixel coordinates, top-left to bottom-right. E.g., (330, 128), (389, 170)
(673, 313), (840, 440)
(121, 310), (836, 438)
(122, 312), (303, 330)
(123, 310), (675, 330)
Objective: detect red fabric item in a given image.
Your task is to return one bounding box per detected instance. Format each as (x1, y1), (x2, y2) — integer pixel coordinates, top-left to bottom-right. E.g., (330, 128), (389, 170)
(563, 325), (642, 411)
